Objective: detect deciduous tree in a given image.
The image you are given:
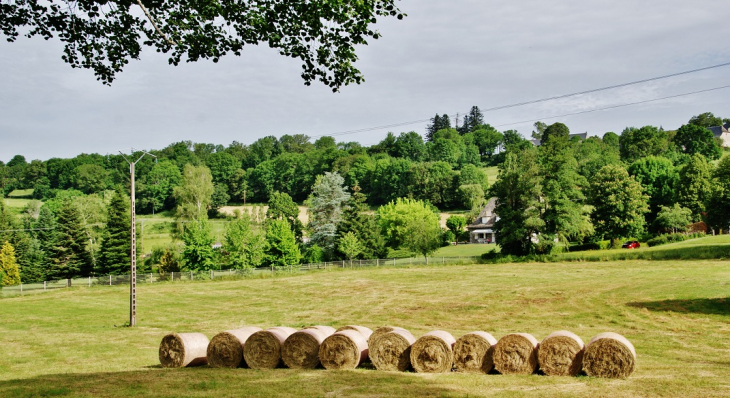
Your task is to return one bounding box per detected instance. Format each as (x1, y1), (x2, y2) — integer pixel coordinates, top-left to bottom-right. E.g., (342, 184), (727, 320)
(264, 219), (301, 268)
(0, 241), (21, 286)
(677, 153), (713, 220)
(223, 214), (265, 269)
(588, 165), (648, 243)
(655, 204), (692, 234)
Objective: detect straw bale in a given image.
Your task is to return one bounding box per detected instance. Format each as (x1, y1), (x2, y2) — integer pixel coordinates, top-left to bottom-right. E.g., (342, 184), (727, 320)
(410, 330), (456, 373)
(453, 331), (498, 374)
(493, 333), (539, 375)
(319, 329), (369, 370)
(538, 331), (585, 376)
(159, 333), (209, 368)
(369, 328), (416, 371)
(243, 327), (297, 369)
(583, 332), (636, 379)
(336, 325), (373, 341)
(282, 326), (335, 369)
(206, 326), (262, 368)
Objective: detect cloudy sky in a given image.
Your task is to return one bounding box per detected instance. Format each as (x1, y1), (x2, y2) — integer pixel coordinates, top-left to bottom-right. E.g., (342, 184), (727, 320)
(1, 0), (729, 162)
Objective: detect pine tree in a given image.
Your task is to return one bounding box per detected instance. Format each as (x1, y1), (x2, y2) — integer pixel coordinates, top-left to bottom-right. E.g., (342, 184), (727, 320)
(426, 114), (452, 141)
(47, 199), (93, 281)
(98, 188), (131, 275)
(0, 241), (21, 286)
(336, 186), (387, 259)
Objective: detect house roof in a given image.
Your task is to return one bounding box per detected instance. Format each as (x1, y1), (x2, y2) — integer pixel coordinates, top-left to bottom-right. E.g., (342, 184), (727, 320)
(709, 124), (730, 137)
(467, 197), (498, 230)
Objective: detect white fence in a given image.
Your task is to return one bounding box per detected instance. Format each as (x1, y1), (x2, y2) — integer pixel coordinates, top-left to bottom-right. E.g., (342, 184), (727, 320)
(1, 256), (481, 297)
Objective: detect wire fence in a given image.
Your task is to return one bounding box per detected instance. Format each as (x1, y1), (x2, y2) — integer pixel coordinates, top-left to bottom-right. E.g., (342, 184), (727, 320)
(1, 256), (481, 297)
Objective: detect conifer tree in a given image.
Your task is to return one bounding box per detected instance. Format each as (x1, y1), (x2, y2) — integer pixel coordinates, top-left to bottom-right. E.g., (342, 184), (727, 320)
(47, 199), (93, 281)
(98, 188), (131, 275)
(307, 172), (350, 258)
(0, 241), (21, 286)
(336, 186), (387, 259)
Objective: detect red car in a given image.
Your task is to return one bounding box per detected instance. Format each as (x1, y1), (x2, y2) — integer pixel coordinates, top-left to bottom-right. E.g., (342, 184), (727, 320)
(622, 240), (640, 249)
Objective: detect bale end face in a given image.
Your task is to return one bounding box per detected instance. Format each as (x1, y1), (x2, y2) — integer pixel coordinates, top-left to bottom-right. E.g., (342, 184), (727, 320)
(282, 329), (328, 369)
(369, 330), (416, 372)
(244, 328), (296, 369)
(583, 333), (636, 379)
(410, 331), (456, 373)
(538, 331), (585, 377)
(159, 333), (209, 368)
(453, 332), (497, 374)
(319, 330), (368, 370)
(493, 333), (539, 375)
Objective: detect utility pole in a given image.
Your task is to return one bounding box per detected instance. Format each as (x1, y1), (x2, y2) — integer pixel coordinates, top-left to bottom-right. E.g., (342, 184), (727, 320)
(119, 149), (157, 327)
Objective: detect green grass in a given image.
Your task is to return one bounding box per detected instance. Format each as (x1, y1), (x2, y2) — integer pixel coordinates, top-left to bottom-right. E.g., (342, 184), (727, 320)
(6, 189), (33, 198)
(1, 259), (729, 397)
(484, 166), (498, 187)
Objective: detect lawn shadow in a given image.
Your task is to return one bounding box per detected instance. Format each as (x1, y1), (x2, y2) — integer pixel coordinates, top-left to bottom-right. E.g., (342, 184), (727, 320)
(0, 367), (474, 398)
(627, 297), (730, 316)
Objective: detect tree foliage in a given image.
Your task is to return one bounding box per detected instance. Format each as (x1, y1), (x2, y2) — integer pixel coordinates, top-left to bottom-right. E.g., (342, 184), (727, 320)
(677, 154), (713, 220)
(336, 186), (386, 259)
(174, 164), (214, 222)
(619, 126), (669, 163)
(338, 232), (363, 261)
(377, 197), (439, 249)
(47, 199), (93, 280)
(655, 204), (692, 234)
(490, 148), (544, 256)
(446, 215), (467, 243)
(223, 214), (265, 269)
(181, 220), (216, 271)
(264, 219), (301, 267)
(307, 172), (350, 256)
(673, 124), (722, 160)
(1, 0), (404, 89)
(98, 188), (131, 275)
(588, 164), (648, 242)
(0, 241), (21, 286)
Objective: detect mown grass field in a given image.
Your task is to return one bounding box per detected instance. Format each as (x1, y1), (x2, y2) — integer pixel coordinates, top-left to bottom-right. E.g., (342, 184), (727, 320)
(1, 258), (729, 397)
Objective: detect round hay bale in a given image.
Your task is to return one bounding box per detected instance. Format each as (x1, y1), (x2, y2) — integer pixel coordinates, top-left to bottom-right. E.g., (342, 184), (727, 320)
(243, 327), (298, 369)
(453, 331), (498, 374)
(206, 326), (262, 368)
(493, 333), (539, 375)
(336, 325), (373, 341)
(410, 330), (456, 373)
(159, 333), (209, 368)
(282, 326), (335, 369)
(538, 331), (585, 376)
(368, 326), (413, 346)
(319, 329), (369, 370)
(369, 328), (417, 371)
(583, 332), (636, 379)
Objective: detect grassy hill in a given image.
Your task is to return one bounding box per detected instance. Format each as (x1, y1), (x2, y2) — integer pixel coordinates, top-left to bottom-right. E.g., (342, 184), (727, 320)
(1, 258), (729, 397)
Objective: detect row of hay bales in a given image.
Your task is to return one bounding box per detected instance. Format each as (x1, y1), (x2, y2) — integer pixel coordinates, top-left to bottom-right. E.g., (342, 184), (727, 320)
(159, 326), (636, 379)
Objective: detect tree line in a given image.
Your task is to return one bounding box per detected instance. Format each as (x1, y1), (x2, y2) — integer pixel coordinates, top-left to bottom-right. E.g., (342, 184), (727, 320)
(1, 108), (729, 284)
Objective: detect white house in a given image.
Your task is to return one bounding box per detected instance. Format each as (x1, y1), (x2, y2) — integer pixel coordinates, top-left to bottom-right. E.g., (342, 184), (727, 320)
(708, 123), (730, 147)
(467, 197), (498, 244)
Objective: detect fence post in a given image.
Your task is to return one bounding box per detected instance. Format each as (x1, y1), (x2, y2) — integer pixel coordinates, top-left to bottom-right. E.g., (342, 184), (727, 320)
(393, 258), (395, 266)
(20, 283), (23, 294)
(44, 281), (46, 291)
(376, 259), (379, 267)
(290, 264), (292, 274)
(410, 257), (412, 265)
(67, 279), (70, 288)
(88, 276), (91, 287)
(442, 256), (445, 264)
(151, 273), (153, 283)
(210, 270), (213, 280)
(191, 271), (193, 281)
(230, 269), (232, 276)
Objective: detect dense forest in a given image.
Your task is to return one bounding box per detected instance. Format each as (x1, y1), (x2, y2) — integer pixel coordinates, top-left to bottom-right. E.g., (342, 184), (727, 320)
(1, 107), (729, 284)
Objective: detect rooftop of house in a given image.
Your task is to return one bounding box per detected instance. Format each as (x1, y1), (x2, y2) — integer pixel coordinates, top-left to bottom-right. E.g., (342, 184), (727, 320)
(708, 123), (730, 137)
(467, 197), (498, 230)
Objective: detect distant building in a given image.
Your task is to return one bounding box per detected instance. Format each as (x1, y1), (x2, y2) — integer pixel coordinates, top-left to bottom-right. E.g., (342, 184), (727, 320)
(467, 197), (498, 244)
(708, 123), (730, 147)
(530, 132), (588, 146)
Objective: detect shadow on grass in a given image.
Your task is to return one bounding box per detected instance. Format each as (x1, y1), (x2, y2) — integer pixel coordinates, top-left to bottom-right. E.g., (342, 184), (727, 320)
(0, 367), (470, 398)
(627, 297), (730, 316)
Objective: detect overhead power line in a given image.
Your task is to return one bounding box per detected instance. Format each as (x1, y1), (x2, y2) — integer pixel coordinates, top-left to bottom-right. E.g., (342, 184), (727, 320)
(310, 60), (730, 139)
(492, 84), (730, 128)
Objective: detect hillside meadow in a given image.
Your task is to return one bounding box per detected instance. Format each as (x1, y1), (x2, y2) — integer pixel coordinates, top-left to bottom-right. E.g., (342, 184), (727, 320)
(1, 258), (729, 397)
